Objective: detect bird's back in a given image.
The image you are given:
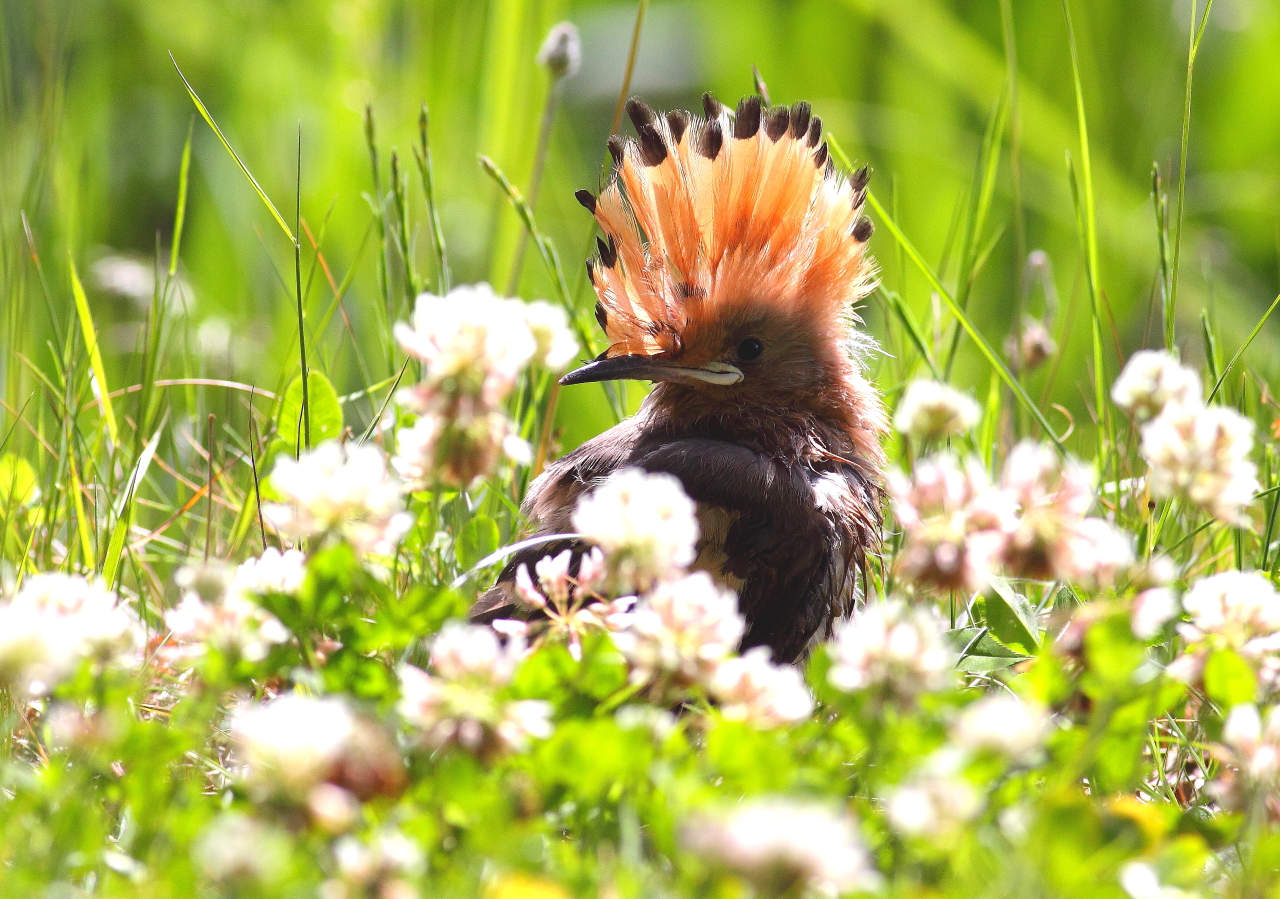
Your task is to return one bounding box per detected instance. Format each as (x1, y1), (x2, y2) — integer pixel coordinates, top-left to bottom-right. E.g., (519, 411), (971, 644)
(470, 399), (881, 663)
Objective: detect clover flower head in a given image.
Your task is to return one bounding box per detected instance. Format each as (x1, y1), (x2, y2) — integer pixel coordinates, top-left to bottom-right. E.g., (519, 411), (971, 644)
(167, 563), (290, 663)
(1141, 401), (1258, 526)
(1112, 350), (1202, 422)
(952, 694), (1051, 763)
(264, 441), (412, 555)
(828, 599), (956, 699)
(685, 800), (881, 895)
(230, 694), (356, 801)
(893, 379), (981, 440)
(0, 573), (142, 695)
(886, 750), (981, 839)
(889, 454), (1015, 594)
(709, 647), (814, 728)
(232, 548), (307, 597)
(572, 468), (699, 591)
(612, 572), (743, 685)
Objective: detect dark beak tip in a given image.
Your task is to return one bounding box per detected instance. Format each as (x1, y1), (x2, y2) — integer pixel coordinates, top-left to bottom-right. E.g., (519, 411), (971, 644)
(558, 354), (663, 387)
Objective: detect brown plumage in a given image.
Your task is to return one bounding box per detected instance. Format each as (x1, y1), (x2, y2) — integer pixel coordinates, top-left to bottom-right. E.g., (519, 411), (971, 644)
(471, 94), (887, 663)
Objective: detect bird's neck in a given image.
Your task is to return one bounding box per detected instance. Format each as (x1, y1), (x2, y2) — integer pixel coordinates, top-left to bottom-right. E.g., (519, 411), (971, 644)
(643, 380), (879, 465)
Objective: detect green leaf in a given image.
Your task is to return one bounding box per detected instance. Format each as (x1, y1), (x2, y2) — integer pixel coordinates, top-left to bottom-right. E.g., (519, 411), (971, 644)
(1204, 649), (1257, 709)
(946, 626), (1026, 659)
(455, 515), (499, 570)
(978, 577), (1041, 654)
(278, 371), (343, 454)
(0, 455), (38, 508)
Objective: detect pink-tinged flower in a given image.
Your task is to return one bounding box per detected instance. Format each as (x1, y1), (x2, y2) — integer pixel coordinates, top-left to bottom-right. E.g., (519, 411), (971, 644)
(536, 22), (582, 79)
(264, 441), (412, 555)
(889, 454), (1016, 594)
(611, 573), (743, 686)
(684, 800), (881, 895)
(827, 599), (956, 700)
(1168, 571), (1280, 690)
(1210, 704), (1280, 813)
(952, 694), (1051, 763)
(1112, 350), (1202, 422)
(893, 379), (981, 440)
(998, 441), (1134, 587)
(1006, 317), (1056, 373)
(429, 622), (525, 687)
(396, 624), (550, 757)
(708, 647), (814, 728)
(514, 548), (618, 660)
(1141, 401), (1258, 526)
(572, 468), (700, 592)
(325, 829), (425, 899)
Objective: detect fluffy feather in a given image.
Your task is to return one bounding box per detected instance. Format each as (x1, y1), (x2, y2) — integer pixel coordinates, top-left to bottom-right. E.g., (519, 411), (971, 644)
(583, 95), (876, 365)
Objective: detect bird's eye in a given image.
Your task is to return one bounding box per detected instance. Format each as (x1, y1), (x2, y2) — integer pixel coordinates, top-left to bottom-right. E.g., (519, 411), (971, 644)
(736, 337), (764, 362)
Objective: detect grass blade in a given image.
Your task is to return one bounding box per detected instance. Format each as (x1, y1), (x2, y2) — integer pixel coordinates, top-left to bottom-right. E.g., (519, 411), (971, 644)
(170, 53), (295, 244)
(102, 426), (163, 586)
(1207, 292), (1279, 403)
(69, 258), (119, 444)
(169, 117), (194, 278)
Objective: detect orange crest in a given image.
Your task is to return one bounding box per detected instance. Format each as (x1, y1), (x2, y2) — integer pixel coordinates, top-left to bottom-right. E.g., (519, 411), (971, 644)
(579, 94), (875, 361)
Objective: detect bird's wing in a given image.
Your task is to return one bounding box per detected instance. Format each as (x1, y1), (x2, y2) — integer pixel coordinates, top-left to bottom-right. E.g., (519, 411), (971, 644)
(635, 438), (880, 661)
(469, 419), (645, 622)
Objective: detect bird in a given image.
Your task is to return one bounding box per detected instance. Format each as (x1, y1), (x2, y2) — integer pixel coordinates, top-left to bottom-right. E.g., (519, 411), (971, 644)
(471, 93), (887, 663)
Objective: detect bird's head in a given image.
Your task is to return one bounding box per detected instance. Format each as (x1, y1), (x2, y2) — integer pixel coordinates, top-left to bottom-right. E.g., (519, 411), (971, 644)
(565, 95), (882, 431)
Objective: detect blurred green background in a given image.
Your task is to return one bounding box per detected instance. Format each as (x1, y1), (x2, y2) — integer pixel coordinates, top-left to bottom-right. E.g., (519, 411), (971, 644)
(3, 0), (1278, 458)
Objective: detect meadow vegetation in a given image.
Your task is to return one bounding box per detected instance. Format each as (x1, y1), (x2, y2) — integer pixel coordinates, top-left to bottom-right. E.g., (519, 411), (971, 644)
(3, 0), (1280, 895)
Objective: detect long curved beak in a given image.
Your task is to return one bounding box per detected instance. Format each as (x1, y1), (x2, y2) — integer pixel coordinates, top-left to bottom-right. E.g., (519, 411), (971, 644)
(559, 354), (743, 387)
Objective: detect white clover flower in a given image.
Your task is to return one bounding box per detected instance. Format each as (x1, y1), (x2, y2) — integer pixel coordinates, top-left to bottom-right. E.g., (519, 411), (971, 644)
(328, 828), (425, 898)
(0, 603), (62, 696)
(230, 694), (356, 800)
(1141, 401), (1258, 526)
(394, 284), (538, 405)
(522, 300), (579, 370)
(952, 694), (1051, 763)
(397, 663), (551, 756)
(536, 21), (582, 78)
(495, 700), (555, 751)
(612, 573), (744, 686)
(1132, 587), (1180, 640)
(893, 379), (981, 440)
(391, 405), (527, 490)
(684, 800), (881, 895)
(572, 468), (699, 591)
(1112, 350), (1202, 422)
(828, 599), (956, 700)
(1119, 860), (1200, 899)
(429, 622), (524, 687)
(397, 627), (550, 757)
(232, 548), (307, 596)
(0, 573), (142, 695)
(889, 453), (1016, 594)
(708, 647), (814, 728)
(264, 441), (412, 555)
(1220, 704), (1280, 783)
(193, 813), (290, 887)
(1178, 571), (1280, 650)
(166, 564), (290, 663)
(886, 751), (981, 839)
